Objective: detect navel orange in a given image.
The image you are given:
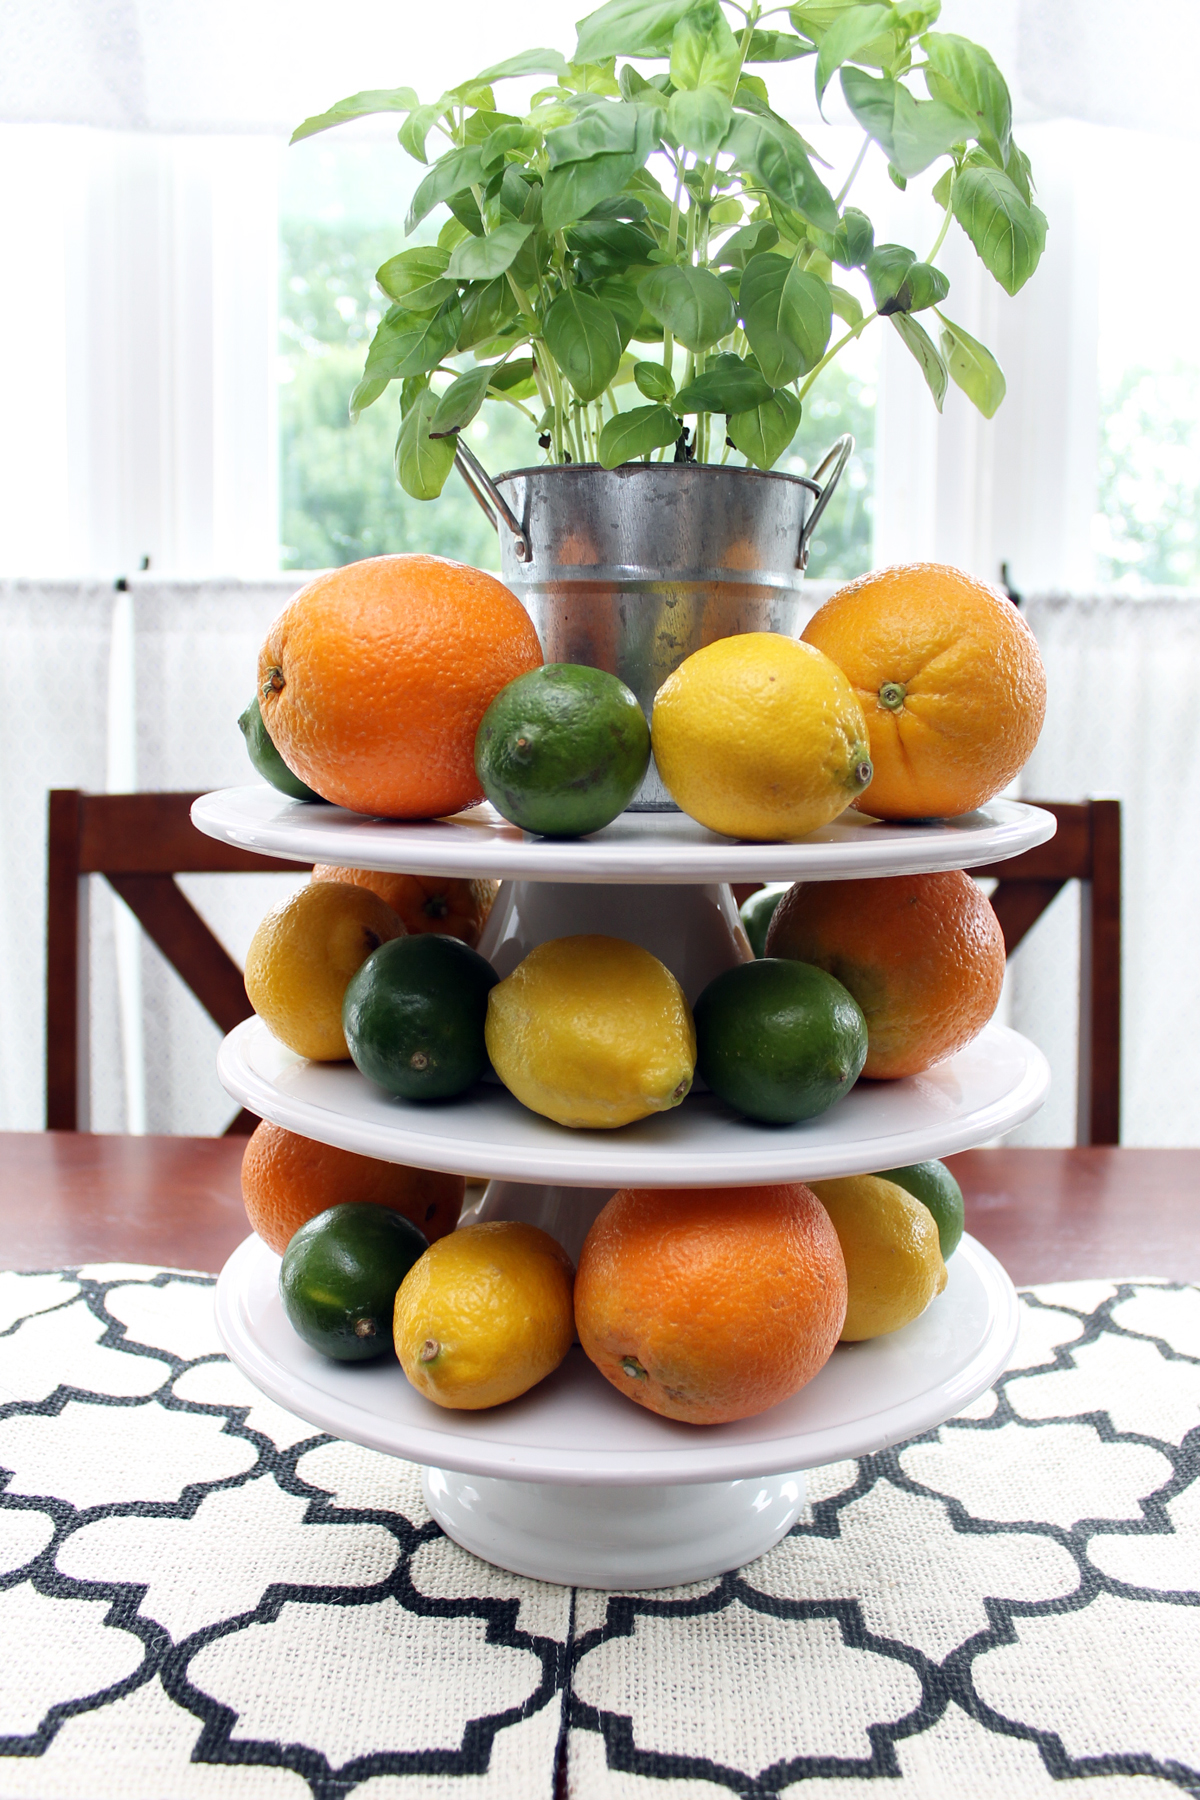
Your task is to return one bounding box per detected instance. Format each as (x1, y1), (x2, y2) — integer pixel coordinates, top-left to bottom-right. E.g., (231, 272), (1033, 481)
(765, 870), (1005, 1079)
(241, 1120), (463, 1255)
(574, 1183), (846, 1424)
(259, 555), (542, 819)
(802, 563), (1046, 819)
(311, 866), (499, 949)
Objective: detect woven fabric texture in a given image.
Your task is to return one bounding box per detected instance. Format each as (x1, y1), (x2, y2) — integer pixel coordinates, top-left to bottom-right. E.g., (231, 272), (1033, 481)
(0, 1267), (1195, 1799)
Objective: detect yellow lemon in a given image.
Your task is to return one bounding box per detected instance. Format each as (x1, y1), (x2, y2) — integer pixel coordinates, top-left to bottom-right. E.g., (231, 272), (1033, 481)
(485, 935), (696, 1129)
(651, 632), (873, 840)
(808, 1174), (948, 1340)
(244, 882), (404, 1061)
(394, 1222), (575, 1409)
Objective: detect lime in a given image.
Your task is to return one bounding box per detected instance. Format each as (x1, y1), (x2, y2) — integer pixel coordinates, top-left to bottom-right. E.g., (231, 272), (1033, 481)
(279, 1201), (428, 1361)
(739, 885), (789, 958)
(474, 663), (651, 837)
(693, 958), (867, 1125)
(238, 696), (323, 802)
(343, 934), (498, 1101)
(877, 1159), (965, 1259)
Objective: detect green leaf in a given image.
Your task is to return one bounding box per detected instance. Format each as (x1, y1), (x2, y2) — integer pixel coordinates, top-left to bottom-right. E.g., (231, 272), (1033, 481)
(633, 360), (675, 400)
(429, 364), (492, 436)
(545, 100), (644, 165)
(291, 87), (418, 144)
(722, 114), (840, 232)
(815, 4), (895, 109)
(566, 218), (657, 272)
(478, 123), (531, 168)
(375, 247), (457, 312)
(398, 100), (448, 164)
(931, 165), (954, 209)
(728, 387), (802, 468)
(543, 288), (623, 400)
(951, 164), (1046, 295)
(438, 216), (472, 251)
(938, 313), (1005, 417)
(1004, 140), (1033, 205)
(395, 387), (457, 499)
(348, 376), (391, 422)
(363, 299), (463, 384)
(714, 219), (780, 268)
(829, 284), (863, 327)
(746, 29), (814, 61)
(458, 277), (522, 350)
(890, 312), (946, 410)
(675, 353), (773, 414)
(921, 32), (1011, 162)
(670, 5), (741, 92)
(840, 67), (968, 177)
(838, 206), (874, 267)
(575, 0), (696, 63)
(475, 48), (570, 82)
(888, 163), (907, 190)
(638, 264), (736, 353)
(598, 402), (680, 467)
(406, 146), (491, 234)
(906, 262), (950, 310)
(739, 253), (832, 383)
(488, 357), (537, 393)
(446, 220), (534, 281)
(668, 86), (734, 156)
(866, 243), (915, 312)
(541, 106), (661, 233)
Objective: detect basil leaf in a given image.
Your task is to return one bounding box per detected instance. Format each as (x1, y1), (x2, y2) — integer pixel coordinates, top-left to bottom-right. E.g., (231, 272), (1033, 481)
(446, 220), (534, 281)
(587, 275), (648, 347)
(675, 354), (773, 414)
(395, 387), (457, 499)
(670, 5), (741, 92)
(714, 219), (780, 268)
(475, 49), (570, 82)
(866, 243), (915, 312)
(488, 357), (537, 393)
(375, 247), (457, 312)
(575, 0), (696, 62)
(746, 30), (814, 61)
(815, 4), (895, 109)
(566, 219), (657, 271)
(598, 402), (680, 467)
(931, 165), (954, 209)
(545, 100), (645, 166)
(447, 189), (485, 237)
(1004, 140), (1033, 205)
(906, 262), (950, 311)
(406, 146), (491, 234)
(398, 100), (449, 164)
(890, 312), (946, 411)
(829, 285), (863, 327)
(938, 314), (1005, 418)
(348, 376), (391, 422)
(951, 164), (1046, 295)
(921, 32), (1011, 162)
(429, 365), (492, 437)
(838, 206), (874, 268)
(633, 360), (676, 400)
(840, 67), (968, 177)
(543, 288), (623, 400)
(722, 114), (840, 233)
(541, 108), (661, 233)
(728, 388), (802, 468)
(739, 253), (832, 383)
(638, 264), (736, 353)
(584, 195), (650, 221)
(458, 277), (521, 349)
(668, 87), (734, 156)
(479, 123), (530, 169)
(291, 87), (418, 145)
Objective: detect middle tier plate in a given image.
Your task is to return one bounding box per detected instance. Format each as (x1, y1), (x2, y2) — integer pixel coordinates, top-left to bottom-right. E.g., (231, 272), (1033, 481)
(219, 1016), (1050, 1187)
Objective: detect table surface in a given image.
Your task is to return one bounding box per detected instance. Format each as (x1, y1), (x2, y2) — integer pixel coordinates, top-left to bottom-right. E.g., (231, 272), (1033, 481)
(1, 1130), (1196, 1282)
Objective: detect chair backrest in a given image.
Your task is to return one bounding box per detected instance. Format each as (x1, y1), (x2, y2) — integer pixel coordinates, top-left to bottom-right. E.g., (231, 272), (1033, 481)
(46, 790), (311, 1135)
(974, 798), (1121, 1146)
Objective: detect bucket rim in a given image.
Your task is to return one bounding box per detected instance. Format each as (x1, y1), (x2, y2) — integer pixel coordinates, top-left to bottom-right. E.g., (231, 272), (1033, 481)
(491, 460), (823, 499)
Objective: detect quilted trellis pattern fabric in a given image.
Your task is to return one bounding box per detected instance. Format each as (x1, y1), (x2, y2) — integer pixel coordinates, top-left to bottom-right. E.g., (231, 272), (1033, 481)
(0, 1268), (1196, 1800)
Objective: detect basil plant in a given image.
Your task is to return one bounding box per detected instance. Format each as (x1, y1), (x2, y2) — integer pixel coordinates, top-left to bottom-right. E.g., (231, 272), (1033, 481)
(294, 0), (1045, 498)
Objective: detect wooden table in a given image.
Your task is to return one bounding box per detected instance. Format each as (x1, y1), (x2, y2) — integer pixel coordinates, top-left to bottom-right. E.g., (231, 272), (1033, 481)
(0, 1131), (1196, 1281)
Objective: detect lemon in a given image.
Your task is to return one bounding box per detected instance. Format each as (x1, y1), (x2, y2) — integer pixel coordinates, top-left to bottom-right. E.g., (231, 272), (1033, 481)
(485, 935), (696, 1129)
(651, 633), (873, 840)
(244, 882), (404, 1061)
(394, 1221), (575, 1409)
(808, 1174), (948, 1341)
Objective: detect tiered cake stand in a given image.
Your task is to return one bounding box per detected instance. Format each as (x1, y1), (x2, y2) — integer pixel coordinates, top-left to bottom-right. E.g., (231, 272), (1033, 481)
(197, 785), (1054, 1588)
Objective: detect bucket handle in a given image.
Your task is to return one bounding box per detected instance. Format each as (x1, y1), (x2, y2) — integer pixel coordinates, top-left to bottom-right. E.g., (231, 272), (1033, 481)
(454, 440), (531, 562)
(797, 433), (854, 571)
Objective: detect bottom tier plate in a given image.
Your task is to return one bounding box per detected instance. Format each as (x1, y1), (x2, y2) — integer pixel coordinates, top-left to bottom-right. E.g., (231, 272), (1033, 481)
(214, 1231), (1019, 1489)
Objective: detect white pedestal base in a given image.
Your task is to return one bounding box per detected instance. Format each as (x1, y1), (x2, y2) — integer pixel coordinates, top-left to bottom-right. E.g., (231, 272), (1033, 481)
(422, 1465), (807, 1589)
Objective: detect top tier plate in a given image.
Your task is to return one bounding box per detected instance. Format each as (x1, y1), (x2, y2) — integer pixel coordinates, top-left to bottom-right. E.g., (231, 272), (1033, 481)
(192, 786), (1055, 885)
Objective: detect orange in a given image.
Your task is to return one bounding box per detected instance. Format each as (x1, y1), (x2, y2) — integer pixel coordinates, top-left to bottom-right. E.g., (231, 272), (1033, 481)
(259, 554), (543, 819)
(241, 1120), (463, 1255)
(574, 1184), (846, 1425)
(765, 870), (1005, 1079)
(801, 563), (1046, 819)
(311, 866), (499, 949)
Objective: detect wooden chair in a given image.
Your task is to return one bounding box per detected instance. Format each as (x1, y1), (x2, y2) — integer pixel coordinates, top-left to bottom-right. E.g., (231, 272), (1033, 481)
(46, 791), (311, 1135)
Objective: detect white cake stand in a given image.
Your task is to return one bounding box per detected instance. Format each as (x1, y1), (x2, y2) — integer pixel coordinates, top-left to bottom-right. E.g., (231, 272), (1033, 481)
(196, 786), (1050, 1587)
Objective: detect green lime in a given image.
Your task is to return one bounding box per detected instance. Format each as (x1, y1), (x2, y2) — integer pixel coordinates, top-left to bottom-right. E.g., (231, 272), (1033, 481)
(739, 885), (789, 958)
(279, 1201), (427, 1361)
(474, 663), (651, 837)
(343, 934), (498, 1101)
(877, 1160), (965, 1260)
(238, 696), (323, 802)
(694, 957), (868, 1125)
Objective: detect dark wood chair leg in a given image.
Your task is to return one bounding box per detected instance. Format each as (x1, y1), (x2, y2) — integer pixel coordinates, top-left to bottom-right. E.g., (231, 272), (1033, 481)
(1087, 799), (1122, 1145)
(46, 790), (83, 1131)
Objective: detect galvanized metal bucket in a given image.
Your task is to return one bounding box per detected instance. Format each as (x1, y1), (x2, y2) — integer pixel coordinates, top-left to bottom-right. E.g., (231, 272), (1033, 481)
(455, 437), (853, 808)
